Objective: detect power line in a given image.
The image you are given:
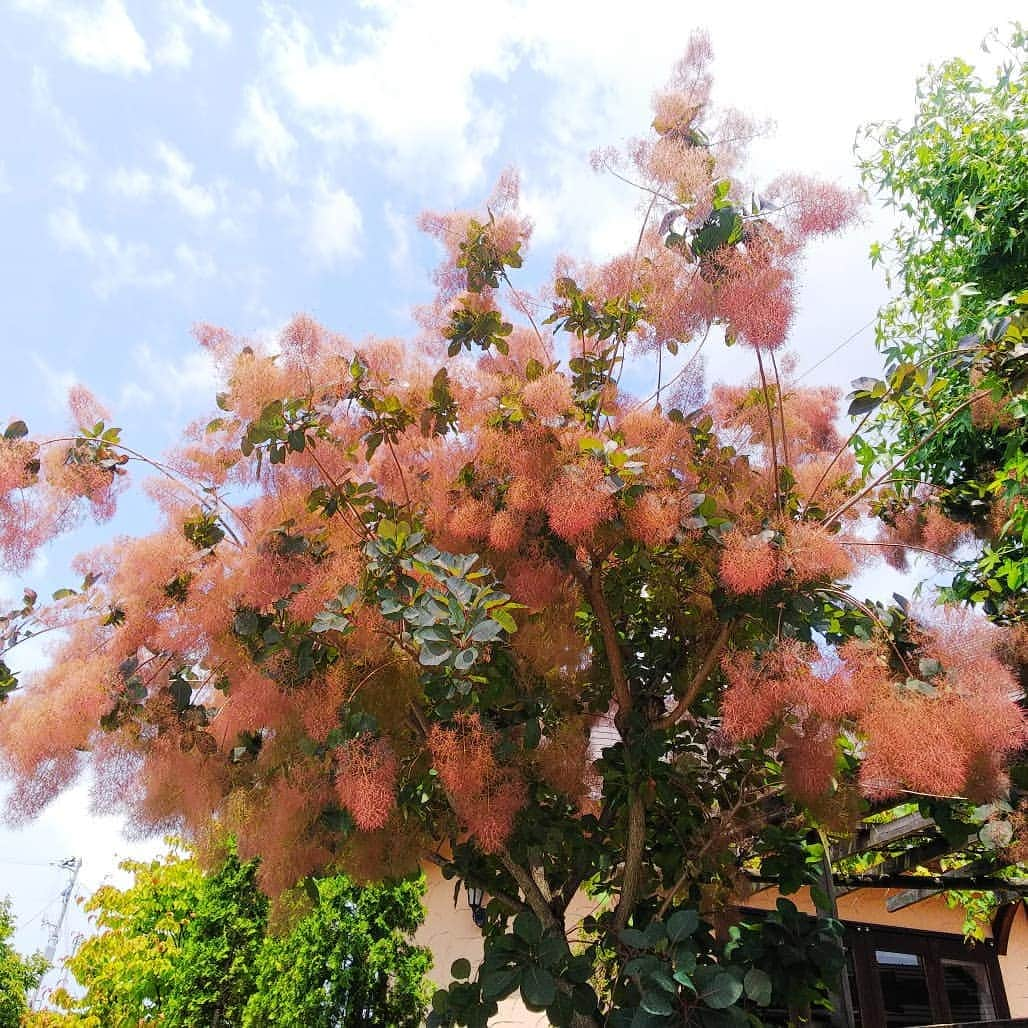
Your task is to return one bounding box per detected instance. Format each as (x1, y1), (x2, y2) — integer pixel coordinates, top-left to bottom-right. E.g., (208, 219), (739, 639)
(31, 856), (81, 1011)
(795, 319), (875, 382)
(18, 892), (63, 931)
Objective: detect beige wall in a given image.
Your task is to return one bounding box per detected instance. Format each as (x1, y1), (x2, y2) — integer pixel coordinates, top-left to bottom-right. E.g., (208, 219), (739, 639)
(1000, 904), (1028, 1017)
(416, 865), (545, 1026)
(418, 865), (1028, 1022)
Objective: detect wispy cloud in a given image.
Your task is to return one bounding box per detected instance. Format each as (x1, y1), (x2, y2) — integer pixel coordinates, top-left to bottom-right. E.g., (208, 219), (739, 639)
(31, 67), (88, 153)
(307, 178), (363, 267)
(48, 205), (174, 297)
(108, 141), (216, 219)
(14, 0), (150, 76)
(235, 85), (297, 180)
(257, 5), (514, 192)
(154, 0), (230, 69)
(174, 242), (217, 280)
(118, 341), (217, 412)
(154, 142), (216, 218)
(53, 163), (89, 193)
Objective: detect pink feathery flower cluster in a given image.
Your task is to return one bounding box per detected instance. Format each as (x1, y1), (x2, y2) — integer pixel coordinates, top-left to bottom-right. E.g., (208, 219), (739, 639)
(716, 260), (795, 351)
(430, 714), (526, 853)
(334, 736), (399, 832)
(780, 719), (839, 804)
(545, 463), (616, 544)
(767, 173), (862, 240)
(719, 529), (781, 595)
(67, 385), (111, 430)
(784, 523), (854, 584)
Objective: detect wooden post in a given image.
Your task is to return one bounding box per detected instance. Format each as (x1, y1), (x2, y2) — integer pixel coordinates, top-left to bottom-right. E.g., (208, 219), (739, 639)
(816, 831), (857, 1028)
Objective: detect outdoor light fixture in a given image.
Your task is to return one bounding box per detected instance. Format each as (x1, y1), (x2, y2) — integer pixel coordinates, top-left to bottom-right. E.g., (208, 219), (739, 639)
(465, 882), (486, 927)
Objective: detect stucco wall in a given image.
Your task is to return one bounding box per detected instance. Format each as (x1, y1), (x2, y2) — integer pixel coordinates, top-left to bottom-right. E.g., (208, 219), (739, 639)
(999, 903), (1028, 1017)
(417, 866), (1028, 1023)
(415, 864), (546, 1026)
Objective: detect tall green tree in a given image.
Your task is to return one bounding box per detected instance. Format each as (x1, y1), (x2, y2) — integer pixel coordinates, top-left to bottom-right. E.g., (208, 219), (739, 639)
(856, 24), (1028, 627)
(0, 897), (47, 1028)
(242, 875), (431, 1028)
(50, 845), (430, 1028)
(51, 845), (253, 1027)
(163, 849), (268, 1028)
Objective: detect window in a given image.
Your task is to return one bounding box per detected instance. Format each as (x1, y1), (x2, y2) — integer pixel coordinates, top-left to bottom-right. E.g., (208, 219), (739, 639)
(847, 925), (1008, 1028)
(942, 959), (997, 1022)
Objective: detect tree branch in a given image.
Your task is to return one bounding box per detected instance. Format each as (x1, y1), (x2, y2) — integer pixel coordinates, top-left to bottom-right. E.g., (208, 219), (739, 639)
(499, 850), (560, 931)
(420, 849), (530, 917)
(612, 793), (646, 933)
(581, 566), (633, 715)
(822, 391), (986, 525)
(656, 618), (735, 729)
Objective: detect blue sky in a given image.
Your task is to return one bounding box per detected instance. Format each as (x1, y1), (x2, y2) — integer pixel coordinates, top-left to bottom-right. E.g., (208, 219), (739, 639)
(0, 0), (1021, 995)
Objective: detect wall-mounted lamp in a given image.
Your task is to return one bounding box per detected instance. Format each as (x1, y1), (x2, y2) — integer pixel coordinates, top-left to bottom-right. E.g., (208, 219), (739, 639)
(465, 882), (486, 927)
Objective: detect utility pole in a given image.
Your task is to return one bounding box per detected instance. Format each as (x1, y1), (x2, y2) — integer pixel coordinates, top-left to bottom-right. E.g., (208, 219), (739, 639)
(30, 856), (82, 1011)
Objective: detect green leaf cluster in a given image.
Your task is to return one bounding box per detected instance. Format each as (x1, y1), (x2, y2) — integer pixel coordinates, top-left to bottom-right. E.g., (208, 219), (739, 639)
(51, 845), (431, 1028)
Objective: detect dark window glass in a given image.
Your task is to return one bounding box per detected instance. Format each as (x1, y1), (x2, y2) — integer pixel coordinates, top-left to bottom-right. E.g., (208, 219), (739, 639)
(874, 949), (932, 1027)
(942, 959), (996, 1022)
(845, 954), (862, 1028)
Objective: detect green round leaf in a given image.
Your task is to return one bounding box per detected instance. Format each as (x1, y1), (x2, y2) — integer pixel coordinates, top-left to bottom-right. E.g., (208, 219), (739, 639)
(743, 967), (772, 1006)
(702, 971), (743, 1010)
(479, 966), (520, 1001)
(641, 989), (673, 1016)
(618, 927), (650, 950)
(520, 966), (556, 1010)
(451, 957), (472, 980)
(666, 908), (699, 942)
(513, 910), (542, 946)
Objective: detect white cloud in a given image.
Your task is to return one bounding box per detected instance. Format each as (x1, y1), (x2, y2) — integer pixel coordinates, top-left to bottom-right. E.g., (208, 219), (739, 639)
(235, 85), (298, 179)
(48, 205), (174, 297)
(383, 201), (412, 273)
(108, 142), (216, 218)
(155, 0), (231, 69)
(174, 241), (217, 279)
(15, 0), (150, 75)
(155, 141), (216, 218)
(53, 163), (88, 193)
(31, 66), (88, 153)
(119, 342), (218, 412)
(108, 166), (154, 199)
(48, 205), (93, 253)
(257, 4), (515, 191)
(31, 352), (78, 412)
(308, 178), (363, 266)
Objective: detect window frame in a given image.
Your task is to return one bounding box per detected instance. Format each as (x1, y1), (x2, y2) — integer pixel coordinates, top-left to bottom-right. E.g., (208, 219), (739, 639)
(846, 921), (1010, 1028)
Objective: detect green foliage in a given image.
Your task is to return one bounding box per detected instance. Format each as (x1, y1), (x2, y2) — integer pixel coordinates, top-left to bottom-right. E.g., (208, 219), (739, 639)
(242, 875), (431, 1028)
(0, 898), (46, 1028)
(163, 853), (268, 1028)
(857, 25), (1028, 624)
(54, 845), (430, 1028)
(55, 848), (205, 1026)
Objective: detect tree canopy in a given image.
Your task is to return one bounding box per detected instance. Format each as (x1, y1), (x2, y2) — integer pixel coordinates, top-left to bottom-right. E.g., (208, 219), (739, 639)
(856, 24), (1028, 629)
(0, 897), (47, 1028)
(1, 31), (1026, 1027)
(44, 844), (430, 1027)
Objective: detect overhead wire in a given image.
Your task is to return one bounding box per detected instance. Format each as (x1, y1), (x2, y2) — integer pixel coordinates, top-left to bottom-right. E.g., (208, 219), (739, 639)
(794, 318), (876, 383)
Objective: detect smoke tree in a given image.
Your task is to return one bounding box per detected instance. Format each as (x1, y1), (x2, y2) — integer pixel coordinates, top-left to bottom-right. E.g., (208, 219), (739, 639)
(1, 34), (1026, 1026)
